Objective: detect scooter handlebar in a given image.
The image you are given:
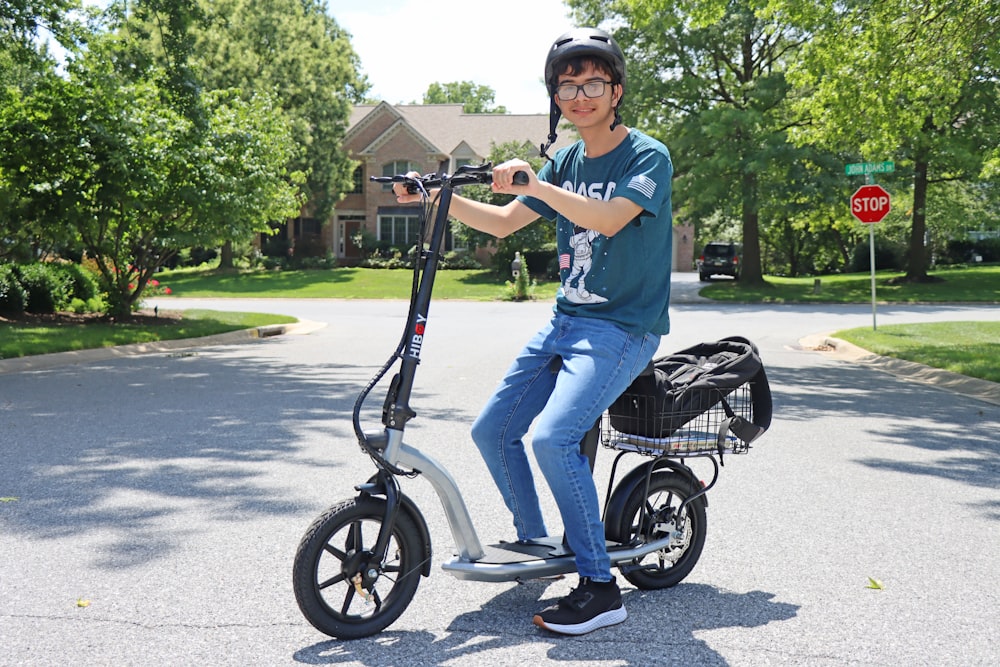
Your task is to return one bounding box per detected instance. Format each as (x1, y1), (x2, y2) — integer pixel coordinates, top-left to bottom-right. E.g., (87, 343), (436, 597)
(371, 163), (529, 194)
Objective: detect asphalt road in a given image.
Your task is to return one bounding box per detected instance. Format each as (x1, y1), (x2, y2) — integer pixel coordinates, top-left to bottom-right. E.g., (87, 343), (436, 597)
(2, 275), (998, 666)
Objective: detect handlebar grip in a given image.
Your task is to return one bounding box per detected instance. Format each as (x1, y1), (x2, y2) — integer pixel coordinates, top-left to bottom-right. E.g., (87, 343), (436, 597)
(513, 171), (529, 186)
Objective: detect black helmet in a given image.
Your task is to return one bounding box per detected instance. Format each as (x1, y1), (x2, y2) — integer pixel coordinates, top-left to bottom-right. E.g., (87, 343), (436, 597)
(544, 28), (627, 95)
(540, 27), (627, 160)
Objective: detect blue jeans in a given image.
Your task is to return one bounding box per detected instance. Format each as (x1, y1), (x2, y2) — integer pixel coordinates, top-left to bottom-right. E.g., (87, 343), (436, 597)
(470, 312), (660, 580)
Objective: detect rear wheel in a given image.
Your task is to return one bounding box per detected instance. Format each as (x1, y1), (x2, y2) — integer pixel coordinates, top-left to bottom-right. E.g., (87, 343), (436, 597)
(293, 496), (427, 639)
(610, 472), (707, 589)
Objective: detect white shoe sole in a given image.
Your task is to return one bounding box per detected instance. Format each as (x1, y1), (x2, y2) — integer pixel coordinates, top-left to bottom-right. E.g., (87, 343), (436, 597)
(532, 605), (627, 635)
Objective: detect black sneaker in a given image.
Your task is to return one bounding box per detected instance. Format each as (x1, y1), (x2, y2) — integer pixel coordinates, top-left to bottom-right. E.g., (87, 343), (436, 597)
(532, 577), (627, 635)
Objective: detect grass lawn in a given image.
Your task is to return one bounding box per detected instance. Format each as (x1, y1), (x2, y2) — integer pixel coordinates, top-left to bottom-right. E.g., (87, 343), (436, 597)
(702, 265), (1000, 303)
(832, 321), (1000, 384)
(0, 309), (295, 360)
(156, 266), (562, 301)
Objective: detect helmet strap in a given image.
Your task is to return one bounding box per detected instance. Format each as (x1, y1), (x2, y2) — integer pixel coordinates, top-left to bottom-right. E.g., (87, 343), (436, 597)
(540, 101), (560, 162)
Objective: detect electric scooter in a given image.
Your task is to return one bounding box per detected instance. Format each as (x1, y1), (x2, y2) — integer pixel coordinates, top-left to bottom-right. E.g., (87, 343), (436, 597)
(292, 163), (767, 639)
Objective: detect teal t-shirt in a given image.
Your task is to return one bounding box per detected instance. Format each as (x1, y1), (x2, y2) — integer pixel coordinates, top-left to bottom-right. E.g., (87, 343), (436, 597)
(517, 129), (674, 335)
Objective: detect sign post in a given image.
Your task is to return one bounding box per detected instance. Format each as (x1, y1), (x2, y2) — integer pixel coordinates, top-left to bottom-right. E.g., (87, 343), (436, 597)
(850, 180), (892, 330)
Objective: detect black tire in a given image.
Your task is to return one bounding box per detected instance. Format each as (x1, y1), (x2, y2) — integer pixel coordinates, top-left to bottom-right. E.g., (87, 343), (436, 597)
(699, 272), (710, 282)
(610, 472), (707, 590)
(293, 496), (427, 639)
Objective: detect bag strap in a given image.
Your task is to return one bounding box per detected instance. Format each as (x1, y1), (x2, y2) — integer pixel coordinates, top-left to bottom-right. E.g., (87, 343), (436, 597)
(715, 396), (768, 462)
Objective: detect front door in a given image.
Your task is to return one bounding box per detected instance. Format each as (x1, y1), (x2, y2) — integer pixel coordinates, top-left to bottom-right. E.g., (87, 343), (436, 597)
(340, 219), (362, 261)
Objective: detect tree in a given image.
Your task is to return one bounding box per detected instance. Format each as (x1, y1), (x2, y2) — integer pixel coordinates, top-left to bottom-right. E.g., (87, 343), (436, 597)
(0, 32), (302, 316)
(421, 81), (508, 114)
(767, 0), (1000, 281)
(189, 0), (368, 222)
(569, 0), (809, 286)
(1, 0), (83, 59)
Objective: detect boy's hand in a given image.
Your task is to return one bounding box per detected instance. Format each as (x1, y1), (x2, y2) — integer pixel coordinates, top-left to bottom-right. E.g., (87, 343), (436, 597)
(393, 171), (425, 203)
(492, 159), (535, 194)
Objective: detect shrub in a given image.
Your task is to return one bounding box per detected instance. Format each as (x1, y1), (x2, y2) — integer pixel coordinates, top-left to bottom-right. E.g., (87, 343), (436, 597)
(440, 250), (482, 270)
(0, 265), (27, 314)
(974, 238), (1000, 263)
(53, 262), (100, 301)
(68, 296), (105, 314)
(14, 263), (71, 313)
(850, 238), (904, 272)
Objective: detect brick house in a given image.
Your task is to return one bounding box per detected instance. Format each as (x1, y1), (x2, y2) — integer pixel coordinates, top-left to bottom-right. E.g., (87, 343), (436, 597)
(294, 102), (693, 270)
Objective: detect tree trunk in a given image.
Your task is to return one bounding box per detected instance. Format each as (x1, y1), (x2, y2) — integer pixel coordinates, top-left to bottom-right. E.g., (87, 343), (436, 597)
(905, 158), (931, 281)
(741, 169), (765, 285)
(219, 240), (234, 269)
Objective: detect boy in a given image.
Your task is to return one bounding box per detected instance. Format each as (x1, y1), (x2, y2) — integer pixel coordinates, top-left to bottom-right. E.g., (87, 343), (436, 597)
(395, 27), (673, 635)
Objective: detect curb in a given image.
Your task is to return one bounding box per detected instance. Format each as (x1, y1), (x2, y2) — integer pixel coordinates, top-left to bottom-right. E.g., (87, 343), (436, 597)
(0, 319), (327, 375)
(799, 333), (1000, 407)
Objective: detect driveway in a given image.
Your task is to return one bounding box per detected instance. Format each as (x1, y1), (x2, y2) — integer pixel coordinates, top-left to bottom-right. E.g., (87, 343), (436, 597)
(1, 282), (998, 666)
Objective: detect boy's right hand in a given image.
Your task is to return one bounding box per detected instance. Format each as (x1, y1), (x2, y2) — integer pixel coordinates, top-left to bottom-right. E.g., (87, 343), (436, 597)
(393, 171), (424, 204)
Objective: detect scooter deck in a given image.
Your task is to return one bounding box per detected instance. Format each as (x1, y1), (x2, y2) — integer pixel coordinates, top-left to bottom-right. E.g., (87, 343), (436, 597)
(442, 534), (656, 582)
(478, 537), (572, 564)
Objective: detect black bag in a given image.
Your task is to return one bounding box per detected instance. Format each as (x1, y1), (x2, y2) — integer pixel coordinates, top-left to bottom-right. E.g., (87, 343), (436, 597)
(608, 336), (772, 444)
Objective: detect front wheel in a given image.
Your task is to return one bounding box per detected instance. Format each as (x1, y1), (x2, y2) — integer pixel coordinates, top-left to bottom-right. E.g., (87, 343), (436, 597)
(609, 471), (707, 590)
(293, 496), (428, 639)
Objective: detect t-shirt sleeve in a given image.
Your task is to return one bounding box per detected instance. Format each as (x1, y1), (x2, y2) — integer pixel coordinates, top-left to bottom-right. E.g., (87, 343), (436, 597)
(615, 148), (673, 223)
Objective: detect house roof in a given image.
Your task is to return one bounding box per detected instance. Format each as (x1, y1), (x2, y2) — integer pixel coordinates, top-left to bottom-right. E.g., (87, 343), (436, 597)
(347, 102), (576, 160)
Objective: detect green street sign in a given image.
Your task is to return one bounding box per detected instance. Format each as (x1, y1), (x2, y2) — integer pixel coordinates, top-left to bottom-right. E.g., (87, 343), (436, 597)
(845, 161), (895, 176)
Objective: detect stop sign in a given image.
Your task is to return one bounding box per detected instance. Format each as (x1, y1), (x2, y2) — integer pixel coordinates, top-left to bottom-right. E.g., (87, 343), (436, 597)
(851, 184), (891, 223)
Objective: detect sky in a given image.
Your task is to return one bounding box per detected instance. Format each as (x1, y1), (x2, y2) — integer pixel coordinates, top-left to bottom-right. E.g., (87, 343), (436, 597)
(326, 0), (578, 115)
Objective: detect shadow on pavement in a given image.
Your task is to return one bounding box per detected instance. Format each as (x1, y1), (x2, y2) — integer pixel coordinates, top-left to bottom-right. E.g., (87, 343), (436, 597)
(292, 582), (799, 666)
(1, 346), (390, 569)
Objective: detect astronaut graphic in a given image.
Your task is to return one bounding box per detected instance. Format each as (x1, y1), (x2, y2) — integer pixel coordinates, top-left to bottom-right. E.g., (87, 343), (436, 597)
(562, 227), (608, 304)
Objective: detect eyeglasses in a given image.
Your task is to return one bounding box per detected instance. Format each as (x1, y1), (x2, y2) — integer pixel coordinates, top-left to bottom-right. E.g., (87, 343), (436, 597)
(554, 80), (613, 101)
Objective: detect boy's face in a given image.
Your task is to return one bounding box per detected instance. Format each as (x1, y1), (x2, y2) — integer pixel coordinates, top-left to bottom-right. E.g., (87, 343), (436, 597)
(553, 61), (621, 133)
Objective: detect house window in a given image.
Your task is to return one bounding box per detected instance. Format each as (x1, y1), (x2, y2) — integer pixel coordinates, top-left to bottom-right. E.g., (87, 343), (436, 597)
(378, 214), (422, 248)
(295, 217), (321, 237)
(350, 166), (364, 194)
(382, 160), (414, 190)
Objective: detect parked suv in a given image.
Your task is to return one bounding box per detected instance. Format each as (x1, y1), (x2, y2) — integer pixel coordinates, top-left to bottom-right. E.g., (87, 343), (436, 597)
(698, 241), (742, 281)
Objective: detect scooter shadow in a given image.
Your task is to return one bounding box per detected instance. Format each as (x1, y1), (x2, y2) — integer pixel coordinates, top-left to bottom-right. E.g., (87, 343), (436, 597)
(293, 581), (799, 665)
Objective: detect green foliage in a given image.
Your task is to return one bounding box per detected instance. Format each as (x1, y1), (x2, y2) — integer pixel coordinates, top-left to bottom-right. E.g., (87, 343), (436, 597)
(0, 22), (303, 316)
(11, 263), (70, 313)
(503, 255), (535, 301)
(766, 0), (1000, 280)
(570, 0), (808, 285)
(452, 140), (552, 273)
(567, 0), (1000, 282)
(849, 238), (905, 273)
(422, 81), (508, 114)
(0, 265), (28, 313)
(189, 0), (369, 220)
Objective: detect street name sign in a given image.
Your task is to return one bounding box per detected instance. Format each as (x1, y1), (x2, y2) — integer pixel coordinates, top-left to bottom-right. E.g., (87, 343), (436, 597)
(845, 161), (895, 176)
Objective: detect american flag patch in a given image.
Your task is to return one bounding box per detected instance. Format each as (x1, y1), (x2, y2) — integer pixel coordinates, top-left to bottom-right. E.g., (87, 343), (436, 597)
(559, 253), (571, 269)
(628, 174), (657, 199)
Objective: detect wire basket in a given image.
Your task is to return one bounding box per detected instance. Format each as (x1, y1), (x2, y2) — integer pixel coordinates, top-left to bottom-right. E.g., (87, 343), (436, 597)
(602, 383), (756, 457)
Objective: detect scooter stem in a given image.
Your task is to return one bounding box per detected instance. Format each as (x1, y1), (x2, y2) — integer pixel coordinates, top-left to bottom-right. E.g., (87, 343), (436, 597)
(382, 427), (486, 560)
